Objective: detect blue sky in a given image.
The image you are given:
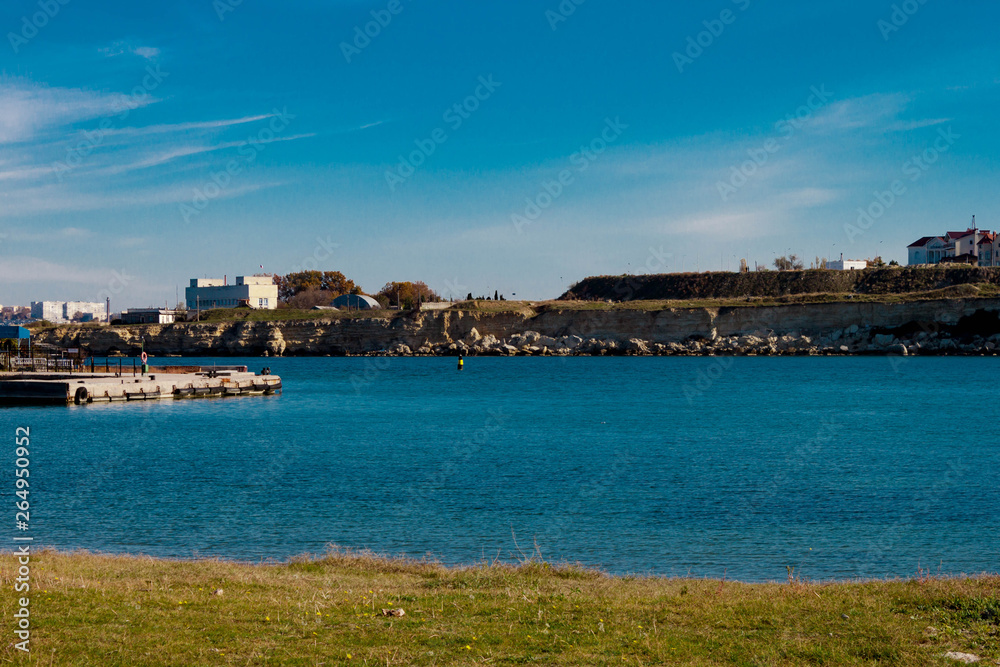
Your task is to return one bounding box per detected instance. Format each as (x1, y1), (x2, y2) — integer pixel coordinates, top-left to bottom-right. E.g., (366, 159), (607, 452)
(1, 0), (998, 307)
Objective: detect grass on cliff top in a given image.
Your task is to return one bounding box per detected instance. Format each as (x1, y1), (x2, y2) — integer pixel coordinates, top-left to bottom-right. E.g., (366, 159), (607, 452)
(30, 284), (1000, 331)
(446, 300), (539, 316)
(191, 307), (400, 323)
(544, 283), (1000, 312)
(3, 550), (998, 666)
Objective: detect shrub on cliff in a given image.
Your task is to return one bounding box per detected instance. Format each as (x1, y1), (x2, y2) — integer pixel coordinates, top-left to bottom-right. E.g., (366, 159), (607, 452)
(376, 281), (441, 310)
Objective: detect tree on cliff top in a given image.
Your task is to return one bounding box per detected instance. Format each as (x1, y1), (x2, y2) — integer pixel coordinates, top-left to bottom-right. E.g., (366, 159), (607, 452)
(275, 271), (359, 303)
(376, 281), (440, 310)
(773, 254), (804, 271)
(285, 289), (341, 310)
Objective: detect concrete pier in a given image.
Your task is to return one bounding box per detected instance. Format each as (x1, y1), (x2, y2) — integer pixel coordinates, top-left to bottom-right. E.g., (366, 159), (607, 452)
(0, 366), (281, 405)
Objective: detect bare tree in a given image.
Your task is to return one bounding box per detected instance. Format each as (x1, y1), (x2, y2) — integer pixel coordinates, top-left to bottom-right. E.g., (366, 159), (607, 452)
(773, 254), (804, 271)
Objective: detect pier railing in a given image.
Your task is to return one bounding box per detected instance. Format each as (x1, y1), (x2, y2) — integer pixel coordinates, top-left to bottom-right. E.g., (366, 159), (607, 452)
(6, 357), (80, 373)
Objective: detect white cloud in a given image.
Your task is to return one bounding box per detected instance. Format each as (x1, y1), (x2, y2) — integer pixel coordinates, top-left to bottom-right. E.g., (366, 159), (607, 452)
(101, 114), (274, 138)
(0, 257), (114, 285)
(99, 42), (161, 60)
(0, 180), (290, 218)
(809, 93), (911, 132)
(89, 133), (316, 176)
(0, 79), (156, 144)
(131, 46), (160, 60)
(5, 227), (91, 242)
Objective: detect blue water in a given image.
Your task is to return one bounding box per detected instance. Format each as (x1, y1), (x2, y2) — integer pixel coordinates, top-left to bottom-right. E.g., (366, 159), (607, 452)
(4, 356), (998, 582)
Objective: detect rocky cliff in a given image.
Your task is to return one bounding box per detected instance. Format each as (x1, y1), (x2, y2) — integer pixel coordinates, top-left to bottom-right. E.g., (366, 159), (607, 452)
(31, 297), (1000, 357)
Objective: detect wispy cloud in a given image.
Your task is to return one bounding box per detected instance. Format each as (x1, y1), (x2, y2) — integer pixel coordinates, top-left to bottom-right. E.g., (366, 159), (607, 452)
(0, 257), (115, 285)
(809, 92), (948, 135)
(89, 133), (316, 176)
(0, 164), (57, 182)
(0, 180), (290, 218)
(100, 114), (274, 138)
(0, 79), (156, 144)
(886, 118), (951, 132)
(810, 93), (911, 132)
(3, 227), (91, 242)
(99, 42), (161, 60)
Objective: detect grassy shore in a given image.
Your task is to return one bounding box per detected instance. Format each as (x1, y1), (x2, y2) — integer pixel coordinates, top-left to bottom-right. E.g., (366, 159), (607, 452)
(2, 551), (997, 665)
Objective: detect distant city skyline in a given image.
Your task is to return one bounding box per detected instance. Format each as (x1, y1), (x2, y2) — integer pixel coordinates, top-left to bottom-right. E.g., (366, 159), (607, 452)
(1, 0), (998, 308)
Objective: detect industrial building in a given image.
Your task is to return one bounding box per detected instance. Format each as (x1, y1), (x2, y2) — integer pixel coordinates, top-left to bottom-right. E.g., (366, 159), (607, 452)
(826, 256), (868, 271)
(120, 308), (177, 325)
(185, 275), (278, 310)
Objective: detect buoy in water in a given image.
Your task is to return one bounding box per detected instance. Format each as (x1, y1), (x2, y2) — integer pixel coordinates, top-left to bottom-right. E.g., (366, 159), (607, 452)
(457, 355), (464, 371)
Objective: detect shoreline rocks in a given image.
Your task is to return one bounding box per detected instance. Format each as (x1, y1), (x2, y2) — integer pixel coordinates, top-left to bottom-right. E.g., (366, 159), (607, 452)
(358, 326), (1000, 358)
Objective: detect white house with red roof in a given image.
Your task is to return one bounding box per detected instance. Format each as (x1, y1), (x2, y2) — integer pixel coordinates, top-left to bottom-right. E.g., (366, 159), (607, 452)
(907, 222), (998, 266)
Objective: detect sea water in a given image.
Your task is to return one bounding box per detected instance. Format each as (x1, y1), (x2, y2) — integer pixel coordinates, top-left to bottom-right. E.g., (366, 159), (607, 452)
(5, 356), (998, 582)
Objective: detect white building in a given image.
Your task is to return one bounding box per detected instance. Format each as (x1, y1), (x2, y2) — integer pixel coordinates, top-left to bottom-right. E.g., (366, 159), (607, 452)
(30, 301), (105, 323)
(64, 301), (106, 321)
(121, 308), (176, 325)
(30, 301), (64, 322)
(185, 275), (278, 310)
(827, 256), (868, 271)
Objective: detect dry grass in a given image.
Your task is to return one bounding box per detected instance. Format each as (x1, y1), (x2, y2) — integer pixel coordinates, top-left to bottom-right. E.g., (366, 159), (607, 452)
(194, 308), (398, 323)
(542, 285), (1000, 312)
(1, 550), (997, 665)
(445, 301), (539, 316)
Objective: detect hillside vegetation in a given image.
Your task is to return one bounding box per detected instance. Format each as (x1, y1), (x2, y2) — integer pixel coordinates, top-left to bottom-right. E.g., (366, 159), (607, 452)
(560, 266), (1000, 302)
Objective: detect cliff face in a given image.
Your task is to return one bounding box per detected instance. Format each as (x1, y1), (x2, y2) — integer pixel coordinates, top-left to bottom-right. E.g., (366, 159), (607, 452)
(33, 297), (1000, 356)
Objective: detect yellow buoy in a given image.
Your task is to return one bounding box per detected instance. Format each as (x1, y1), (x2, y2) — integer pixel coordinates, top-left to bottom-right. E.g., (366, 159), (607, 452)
(457, 356), (464, 371)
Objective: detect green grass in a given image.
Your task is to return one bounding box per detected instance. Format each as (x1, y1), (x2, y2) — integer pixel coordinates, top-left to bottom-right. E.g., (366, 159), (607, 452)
(2, 550), (997, 665)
